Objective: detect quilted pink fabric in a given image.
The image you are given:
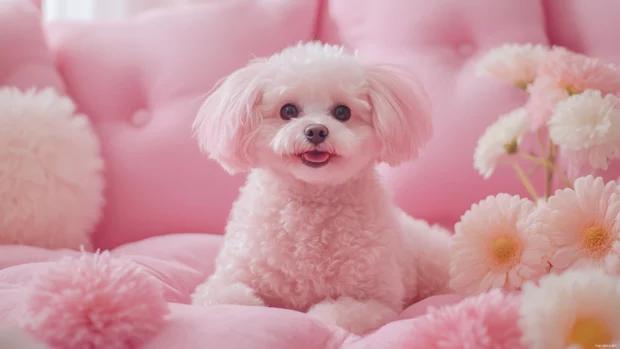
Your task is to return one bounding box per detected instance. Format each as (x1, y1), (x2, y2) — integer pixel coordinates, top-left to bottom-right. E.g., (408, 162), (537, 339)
(0, 0), (63, 91)
(45, 0), (321, 249)
(43, 0), (620, 250)
(317, 0), (620, 227)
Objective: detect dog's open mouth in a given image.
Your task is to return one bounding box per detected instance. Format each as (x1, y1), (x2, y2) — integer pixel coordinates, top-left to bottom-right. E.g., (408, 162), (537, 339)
(300, 151), (331, 168)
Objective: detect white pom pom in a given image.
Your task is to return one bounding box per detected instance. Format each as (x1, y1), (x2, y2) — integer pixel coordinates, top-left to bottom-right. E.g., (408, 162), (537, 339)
(0, 87), (104, 249)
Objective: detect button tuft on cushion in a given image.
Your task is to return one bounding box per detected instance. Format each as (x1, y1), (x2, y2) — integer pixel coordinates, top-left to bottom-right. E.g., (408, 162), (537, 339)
(456, 43), (475, 57)
(131, 108), (150, 127)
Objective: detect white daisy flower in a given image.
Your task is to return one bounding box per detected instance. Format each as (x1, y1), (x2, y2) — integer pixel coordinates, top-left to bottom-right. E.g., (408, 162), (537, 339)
(520, 268), (620, 349)
(549, 90), (620, 170)
(476, 43), (549, 89)
(474, 107), (530, 179)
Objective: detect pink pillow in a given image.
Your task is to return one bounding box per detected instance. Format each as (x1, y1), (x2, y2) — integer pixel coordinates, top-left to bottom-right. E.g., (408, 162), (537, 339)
(46, 0), (321, 249)
(316, 0), (620, 227)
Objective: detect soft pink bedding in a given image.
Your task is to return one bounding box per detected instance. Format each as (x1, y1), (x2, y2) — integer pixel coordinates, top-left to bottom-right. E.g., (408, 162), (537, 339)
(0, 235), (464, 348)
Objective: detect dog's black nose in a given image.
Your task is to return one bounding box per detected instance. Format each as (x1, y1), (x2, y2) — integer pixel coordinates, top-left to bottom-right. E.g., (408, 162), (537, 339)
(304, 124), (329, 145)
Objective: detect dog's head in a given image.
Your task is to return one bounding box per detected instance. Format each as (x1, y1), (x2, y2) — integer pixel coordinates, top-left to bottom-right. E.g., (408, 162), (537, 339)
(193, 42), (432, 185)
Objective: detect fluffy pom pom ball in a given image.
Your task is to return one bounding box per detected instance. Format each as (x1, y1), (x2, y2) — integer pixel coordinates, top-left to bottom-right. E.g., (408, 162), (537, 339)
(0, 87), (104, 249)
(400, 290), (525, 349)
(24, 251), (170, 349)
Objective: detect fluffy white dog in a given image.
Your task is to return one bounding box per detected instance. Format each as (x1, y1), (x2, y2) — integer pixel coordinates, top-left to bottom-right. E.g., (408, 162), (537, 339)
(191, 41), (452, 334)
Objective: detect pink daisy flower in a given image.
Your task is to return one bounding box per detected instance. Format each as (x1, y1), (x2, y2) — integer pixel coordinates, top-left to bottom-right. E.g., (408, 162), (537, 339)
(527, 175), (620, 274)
(537, 46), (620, 95)
(520, 268), (620, 349)
(525, 75), (569, 130)
(475, 43), (549, 89)
(450, 194), (552, 296)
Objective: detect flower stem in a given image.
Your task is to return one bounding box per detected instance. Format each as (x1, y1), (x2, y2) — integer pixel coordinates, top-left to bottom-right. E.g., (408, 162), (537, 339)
(544, 140), (554, 198)
(510, 160), (539, 201)
(527, 163), (542, 176)
(517, 152), (573, 189)
(536, 130), (546, 156)
(535, 130), (553, 198)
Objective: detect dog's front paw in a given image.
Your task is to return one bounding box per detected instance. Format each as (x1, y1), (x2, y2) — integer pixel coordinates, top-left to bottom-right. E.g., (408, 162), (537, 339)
(307, 297), (398, 335)
(191, 281), (265, 307)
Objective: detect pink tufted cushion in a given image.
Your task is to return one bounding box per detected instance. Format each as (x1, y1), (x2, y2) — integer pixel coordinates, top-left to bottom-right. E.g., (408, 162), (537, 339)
(0, 0), (63, 91)
(317, 0), (620, 227)
(46, 0), (320, 249)
(317, 0), (546, 226)
(45, 0), (620, 247)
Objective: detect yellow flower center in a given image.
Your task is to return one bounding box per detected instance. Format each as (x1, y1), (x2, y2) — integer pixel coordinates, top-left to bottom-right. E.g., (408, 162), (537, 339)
(503, 139), (519, 154)
(515, 80), (529, 91)
(489, 237), (519, 265)
(582, 225), (613, 257)
(568, 317), (613, 349)
(565, 85), (581, 96)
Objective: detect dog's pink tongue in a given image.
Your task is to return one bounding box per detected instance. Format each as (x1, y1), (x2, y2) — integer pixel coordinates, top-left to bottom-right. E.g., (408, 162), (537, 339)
(303, 151), (330, 163)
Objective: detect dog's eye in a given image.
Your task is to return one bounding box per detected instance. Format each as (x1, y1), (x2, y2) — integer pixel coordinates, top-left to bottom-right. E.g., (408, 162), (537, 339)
(332, 105), (351, 122)
(280, 104), (299, 120)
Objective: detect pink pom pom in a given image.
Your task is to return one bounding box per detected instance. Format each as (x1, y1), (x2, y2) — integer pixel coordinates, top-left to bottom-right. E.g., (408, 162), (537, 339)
(401, 290), (525, 349)
(24, 251), (169, 349)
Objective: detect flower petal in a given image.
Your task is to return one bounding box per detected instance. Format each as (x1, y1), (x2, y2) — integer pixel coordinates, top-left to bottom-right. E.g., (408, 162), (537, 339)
(550, 246), (580, 271)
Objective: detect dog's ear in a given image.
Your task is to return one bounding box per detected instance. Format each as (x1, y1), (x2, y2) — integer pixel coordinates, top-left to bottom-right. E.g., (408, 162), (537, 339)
(193, 60), (268, 174)
(364, 64), (433, 166)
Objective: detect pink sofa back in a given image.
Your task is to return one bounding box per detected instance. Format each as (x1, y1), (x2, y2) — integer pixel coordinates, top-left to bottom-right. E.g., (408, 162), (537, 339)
(45, 1), (320, 248)
(0, 0), (62, 91)
(32, 0), (620, 249)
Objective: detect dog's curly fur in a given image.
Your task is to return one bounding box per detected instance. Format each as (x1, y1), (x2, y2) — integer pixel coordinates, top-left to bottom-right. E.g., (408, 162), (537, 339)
(191, 41), (452, 334)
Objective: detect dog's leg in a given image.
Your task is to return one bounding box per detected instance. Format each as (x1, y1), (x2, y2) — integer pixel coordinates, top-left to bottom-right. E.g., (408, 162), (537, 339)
(307, 297), (398, 335)
(398, 211), (453, 301)
(191, 275), (264, 307)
